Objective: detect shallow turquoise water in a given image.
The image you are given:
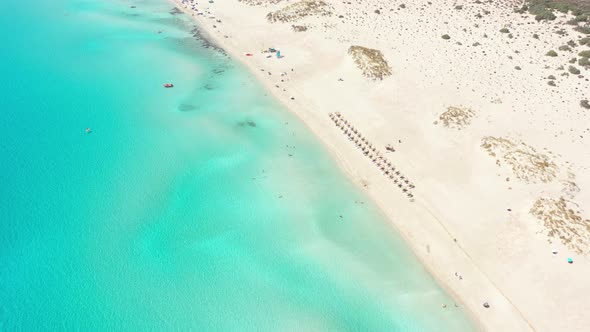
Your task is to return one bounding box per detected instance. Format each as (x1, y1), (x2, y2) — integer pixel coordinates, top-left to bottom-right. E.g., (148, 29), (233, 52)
(0, 0), (477, 330)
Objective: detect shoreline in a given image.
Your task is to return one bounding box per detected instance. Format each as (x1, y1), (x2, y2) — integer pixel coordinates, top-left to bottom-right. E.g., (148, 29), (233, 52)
(167, 0), (528, 330)
(166, 0), (590, 331)
(166, 1), (523, 330)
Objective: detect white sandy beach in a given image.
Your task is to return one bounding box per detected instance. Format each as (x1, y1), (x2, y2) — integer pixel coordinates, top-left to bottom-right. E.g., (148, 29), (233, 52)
(169, 0), (590, 330)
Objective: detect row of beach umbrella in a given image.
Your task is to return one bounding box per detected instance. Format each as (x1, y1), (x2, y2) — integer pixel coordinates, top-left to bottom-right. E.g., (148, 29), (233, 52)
(329, 112), (415, 200)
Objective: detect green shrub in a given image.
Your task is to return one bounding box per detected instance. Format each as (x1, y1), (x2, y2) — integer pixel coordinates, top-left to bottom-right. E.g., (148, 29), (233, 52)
(533, 33), (540, 39)
(515, 66), (522, 70)
(579, 50), (590, 58)
(579, 57), (590, 67)
(548, 75), (556, 79)
(535, 11), (556, 21)
(552, 2), (570, 13)
(548, 80), (556, 86)
(559, 45), (572, 52)
(569, 57), (577, 63)
(580, 37), (590, 46)
(569, 65), (581, 75)
(500, 28), (510, 33)
(575, 26), (590, 34)
(526, 0), (590, 23)
(581, 100), (590, 109)
(442, 34), (451, 40)
(546, 50), (558, 57)
(515, 5), (528, 14)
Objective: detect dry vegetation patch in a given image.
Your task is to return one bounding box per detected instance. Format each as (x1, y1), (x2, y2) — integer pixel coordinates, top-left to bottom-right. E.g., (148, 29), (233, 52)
(530, 197), (590, 254)
(266, 0), (333, 23)
(239, 0), (284, 5)
(291, 25), (308, 32)
(348, 46), (392, 80)
(561, 180), (580, 199)
(436, 106), (475, 129)
(481, 137), (558, 183)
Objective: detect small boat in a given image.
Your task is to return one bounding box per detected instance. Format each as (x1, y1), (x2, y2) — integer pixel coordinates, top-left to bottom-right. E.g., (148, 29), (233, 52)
(244, 53), (253, 56)
(85, 128), (92, 134)
(163, 83), (174, 88)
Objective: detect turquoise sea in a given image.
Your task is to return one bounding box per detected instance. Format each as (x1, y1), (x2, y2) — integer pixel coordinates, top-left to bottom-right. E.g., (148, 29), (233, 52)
(0, 0), (476, 330)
